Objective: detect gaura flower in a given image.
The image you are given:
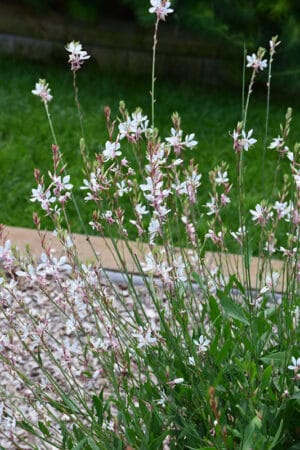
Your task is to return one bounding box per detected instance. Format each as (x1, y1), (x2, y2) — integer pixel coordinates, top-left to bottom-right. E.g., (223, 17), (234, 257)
(32, 79), (53, 103)
(149, 0), (174, 21)
(288, 356), (300, 373)
(246, 53), (268, 71)
(193, 335), (210, 353)
(66, 41), (90, 72)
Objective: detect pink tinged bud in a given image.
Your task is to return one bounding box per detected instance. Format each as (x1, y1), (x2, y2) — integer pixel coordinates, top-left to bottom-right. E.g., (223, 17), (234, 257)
(167, 378), (184, 386)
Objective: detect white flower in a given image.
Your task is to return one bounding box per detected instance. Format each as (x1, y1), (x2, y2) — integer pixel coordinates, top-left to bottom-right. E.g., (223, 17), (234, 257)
(172, 180), (187, 195)
(135, 203), (149, 216)
(184, 133), (198, 148)
(0, 240), (14, 269)
(132, 110), (148, 123)
(174, 255), (187, 282)
(266, 272), (280, 289)
(149, 0), (174, 20)
(49, 174), (73, 194)
(65, 316), (76, 334)
(166, 128), (183, 149)
(215, 170), (229, 185)
(19, 323), (31, 341)
(205, 196), (218, 216)
(141, 252), (157, 273)
(132, 326), (157, 348)
(16, 264), (40, 284)
(273, 201), (291, 220)
(148, 217), (160, 243)
(232, 128), (257, 153)
(253, 285), (270, 306)
(264, 239), (276, 255)
(165, 128), (197, 154)
(102, 210), (115, 223)
(250, 203), (273, 225)
(118, 118), (138, 140)
(31, 184), (56, 212)
(246, 53), (268, 71)
(188, 356), (195, 366)
(118, 111), (149, 141)
(269, 136), (284, 150)
(293, 170), (300, 189)
(205, 229), (223, 245)
(155, 390), (168, 406)
(66, 41), (90, 71)
(32, 79), (53, 102)
(193, 335), (210, 353)
(288, 356), (300, 372)
(65, 235), (74, 248)
(240, 129), (257, 151)
(154, 204), (171, 219)
(103, 141), (121, 161)
(157, 261), (172, 285)
(0, 334), (9, 352)
(220, 193), (230, 206)
(116, 180), (131, 197)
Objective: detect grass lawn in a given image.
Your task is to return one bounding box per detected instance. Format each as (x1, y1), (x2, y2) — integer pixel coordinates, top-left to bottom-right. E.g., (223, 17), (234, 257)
(0, 54), (299, 247)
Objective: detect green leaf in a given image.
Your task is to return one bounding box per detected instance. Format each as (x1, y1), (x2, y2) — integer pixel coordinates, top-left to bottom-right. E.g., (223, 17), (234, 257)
(197, 448), (218, 450)
(269, 419), (283, 449)
(209, 295), (221, 329)
(289, 390), (300, 400)
(37, 346), (43, 365)
(216, 339), (233, 363)
(38, 420), (50, 437)
(194, 448), (218, 450)
(260, 365), (273, 392)
(149, 430), (170, 449)
(87, 437), (104, 450)
(260, 351), (288, 368)
(228, 274), (246, 295)
(19, 420), (35, 434)
(73, 425), (85, 443)
(242, 416), (262, 450)
(61, 393), (80, 413)
(47, 398), (71, 414)
(192, 271), (205, 289)
(218, 292), (250, 325)
(288, 443), (300, 450)
(71, 438), (88, 450)
(92, 392), (104, 426)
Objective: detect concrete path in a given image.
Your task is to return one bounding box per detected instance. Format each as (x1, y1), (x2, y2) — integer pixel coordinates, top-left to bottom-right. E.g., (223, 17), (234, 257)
(3, 226), (284, 290)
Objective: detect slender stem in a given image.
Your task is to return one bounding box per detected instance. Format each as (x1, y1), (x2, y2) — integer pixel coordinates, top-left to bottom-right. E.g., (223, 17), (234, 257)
(73, 71), (86, 145)
(243, 69), (256, 129)
(43, 101), (99, 262)
(262, 52), (273, 196)
(44, 102), (58, 146)
(241, 43), (246, 119)
(151, 18), (160, 129)
(72, 71), (90, 175)
(239, 64), (258, 299)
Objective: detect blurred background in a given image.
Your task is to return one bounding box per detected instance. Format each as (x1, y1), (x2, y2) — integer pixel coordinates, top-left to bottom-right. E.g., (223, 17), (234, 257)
(2, 0), (300, 88)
